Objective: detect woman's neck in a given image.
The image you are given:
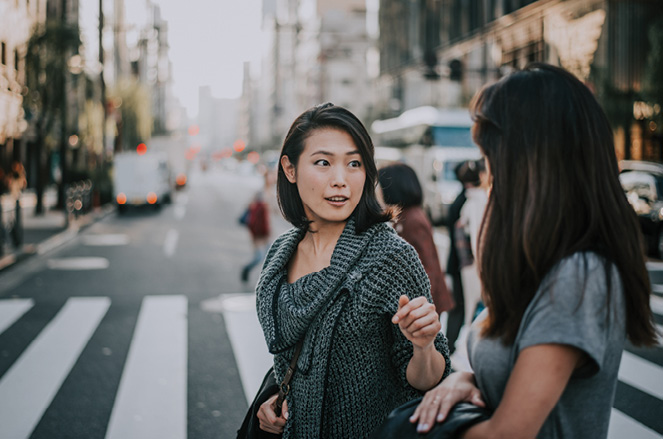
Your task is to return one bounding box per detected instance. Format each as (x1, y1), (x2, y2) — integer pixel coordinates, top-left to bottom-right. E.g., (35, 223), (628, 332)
(302, 221), (346, 257)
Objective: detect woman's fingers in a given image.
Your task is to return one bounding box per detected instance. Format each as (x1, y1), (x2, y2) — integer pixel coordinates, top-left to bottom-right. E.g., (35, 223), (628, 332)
(257, 394), (287, 434)
(392, 295), (427, 323)
(411, 321), (442, 339)
(410, 372), (485, 433)
(415, 392), (444, 433)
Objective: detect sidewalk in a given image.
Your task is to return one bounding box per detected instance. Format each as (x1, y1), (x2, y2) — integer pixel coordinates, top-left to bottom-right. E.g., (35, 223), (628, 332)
(0, 186), (114, 271)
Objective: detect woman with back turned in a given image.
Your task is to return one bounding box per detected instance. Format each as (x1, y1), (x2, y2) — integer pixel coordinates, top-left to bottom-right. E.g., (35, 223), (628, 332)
(378, 162), (455, 318)
(255, 103), (451, 438)
(409, 63), (658, 438)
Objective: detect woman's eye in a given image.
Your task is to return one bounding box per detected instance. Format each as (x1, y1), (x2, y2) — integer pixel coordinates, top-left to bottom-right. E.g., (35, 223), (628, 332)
(349, 160), (362, 168)
(314, 159), (330, 166)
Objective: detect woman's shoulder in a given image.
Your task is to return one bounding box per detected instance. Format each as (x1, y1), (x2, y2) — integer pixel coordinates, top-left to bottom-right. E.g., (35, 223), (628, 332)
(263, 227), (303, 263)
(538, 251), (623, 309)
(362, 221), (422, 267)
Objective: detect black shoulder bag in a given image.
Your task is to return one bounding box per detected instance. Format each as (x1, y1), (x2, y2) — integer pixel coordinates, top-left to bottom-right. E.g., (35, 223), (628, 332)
(236, 342), (303, 439)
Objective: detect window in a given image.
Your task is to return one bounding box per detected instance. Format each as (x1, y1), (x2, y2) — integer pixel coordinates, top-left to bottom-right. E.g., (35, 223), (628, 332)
(14, 49), (19, 72)
(1, 42), (6, 65)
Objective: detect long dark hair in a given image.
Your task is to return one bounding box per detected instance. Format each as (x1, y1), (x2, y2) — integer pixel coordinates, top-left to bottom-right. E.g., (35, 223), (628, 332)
(276, 103), (391, 233)
(471, 63), (657, 346)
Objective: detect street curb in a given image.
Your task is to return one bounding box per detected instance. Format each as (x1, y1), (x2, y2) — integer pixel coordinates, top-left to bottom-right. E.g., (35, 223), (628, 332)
(0, 204), (116, 272)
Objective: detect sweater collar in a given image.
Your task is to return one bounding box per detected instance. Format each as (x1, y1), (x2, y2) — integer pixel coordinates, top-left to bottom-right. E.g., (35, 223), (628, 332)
(257, 216), (385, 354)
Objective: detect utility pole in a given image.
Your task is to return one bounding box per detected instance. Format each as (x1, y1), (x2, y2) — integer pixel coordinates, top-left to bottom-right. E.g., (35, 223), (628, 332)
(58, 0), (69, 210)
(99, 0), (106, 166)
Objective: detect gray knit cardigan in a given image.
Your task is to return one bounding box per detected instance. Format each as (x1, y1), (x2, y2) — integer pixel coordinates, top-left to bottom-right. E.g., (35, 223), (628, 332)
(256, 217), (451, 439)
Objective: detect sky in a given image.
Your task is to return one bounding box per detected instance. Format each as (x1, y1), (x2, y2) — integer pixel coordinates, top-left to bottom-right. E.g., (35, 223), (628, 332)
(82, 0), (265, 118)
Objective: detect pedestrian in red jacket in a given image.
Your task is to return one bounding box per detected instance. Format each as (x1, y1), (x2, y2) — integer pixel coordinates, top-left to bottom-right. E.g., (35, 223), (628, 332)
(241, 190), (271, 283)
(378, 163), (455, 316)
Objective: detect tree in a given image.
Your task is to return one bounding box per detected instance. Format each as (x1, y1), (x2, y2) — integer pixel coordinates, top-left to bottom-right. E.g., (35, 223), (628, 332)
(110, 78), (153, 152)
(23, 20), (81, 214)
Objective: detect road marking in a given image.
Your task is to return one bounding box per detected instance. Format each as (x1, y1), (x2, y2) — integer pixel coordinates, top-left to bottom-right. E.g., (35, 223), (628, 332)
(646, 261), (663, 271)
(174, 205), (186, 220)
(211, 294), (272, 405)
(609, 409), (663, 439)
(47, 257), (110, 270)
(105, 295), (187, 439)
(82, 234), (130, 246)
(0, 299), (34, 335)
(618, 351), (663, 401)
(163, 229), (179, 257)
(652, 295), (663, 315)
(0, 297), (110, 439)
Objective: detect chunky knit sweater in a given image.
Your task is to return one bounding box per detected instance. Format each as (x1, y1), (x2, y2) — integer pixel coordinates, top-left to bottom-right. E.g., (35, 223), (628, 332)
(256, 217), (451, 439)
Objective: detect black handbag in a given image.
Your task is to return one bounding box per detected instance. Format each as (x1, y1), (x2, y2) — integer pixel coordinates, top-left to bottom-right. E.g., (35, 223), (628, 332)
(236, 342), (303, 439)
(236, 367), (281, 439)
(369, 400), (491, 439)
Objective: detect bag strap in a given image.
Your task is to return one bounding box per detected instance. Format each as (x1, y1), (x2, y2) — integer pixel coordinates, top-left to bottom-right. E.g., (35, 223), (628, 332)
(274, 340), (303, 416)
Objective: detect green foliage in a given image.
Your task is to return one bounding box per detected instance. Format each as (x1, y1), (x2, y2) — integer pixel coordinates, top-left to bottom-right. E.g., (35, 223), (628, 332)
(111, 78), (153, 151)
(23, 20), (82, 144)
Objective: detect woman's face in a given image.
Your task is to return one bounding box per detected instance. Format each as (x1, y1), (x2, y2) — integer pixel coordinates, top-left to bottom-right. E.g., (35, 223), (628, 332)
(281, 128), (366, 228)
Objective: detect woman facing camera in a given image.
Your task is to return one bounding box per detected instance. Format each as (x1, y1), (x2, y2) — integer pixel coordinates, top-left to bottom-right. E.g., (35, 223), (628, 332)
(255, 103), (451, 438)
(410, 63), (657, 438)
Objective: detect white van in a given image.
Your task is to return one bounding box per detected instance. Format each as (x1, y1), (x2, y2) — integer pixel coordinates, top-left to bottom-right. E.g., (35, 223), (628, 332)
(113, 152), (172, 213)
(405, 145), (482, 224)
(371, 107), (481, 225)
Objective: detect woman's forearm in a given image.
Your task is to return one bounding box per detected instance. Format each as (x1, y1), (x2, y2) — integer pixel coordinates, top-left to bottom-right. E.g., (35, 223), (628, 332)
(406, 344), (446, 391)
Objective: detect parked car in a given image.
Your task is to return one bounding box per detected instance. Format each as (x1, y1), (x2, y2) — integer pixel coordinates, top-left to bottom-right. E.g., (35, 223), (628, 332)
(619, 160), (663, 258)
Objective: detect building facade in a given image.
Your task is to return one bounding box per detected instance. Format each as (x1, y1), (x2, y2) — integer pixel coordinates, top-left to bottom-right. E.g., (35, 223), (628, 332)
(0, 0), (47, 175)
(375, 0), (663, 160)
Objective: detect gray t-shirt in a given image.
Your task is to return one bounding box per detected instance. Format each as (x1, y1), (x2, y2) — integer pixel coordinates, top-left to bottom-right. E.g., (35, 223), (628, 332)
(467, 252), (626, 439)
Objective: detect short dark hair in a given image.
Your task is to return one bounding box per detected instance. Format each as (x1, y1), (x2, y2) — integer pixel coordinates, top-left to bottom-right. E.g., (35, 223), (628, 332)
(456, 159), (485, 187)
(276, 103), (391, 233)
(470, 62), (656, 346)
(378, 163), (422, 208)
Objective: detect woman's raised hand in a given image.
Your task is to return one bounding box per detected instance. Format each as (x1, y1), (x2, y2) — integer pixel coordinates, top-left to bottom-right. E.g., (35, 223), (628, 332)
(257, 393), (289, 434)
(409, 371), (485, 433)
(392, 295), (441, 349)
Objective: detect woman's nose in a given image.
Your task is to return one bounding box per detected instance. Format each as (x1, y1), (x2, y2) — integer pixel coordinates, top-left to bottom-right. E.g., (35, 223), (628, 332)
(330, 168), (347, 187)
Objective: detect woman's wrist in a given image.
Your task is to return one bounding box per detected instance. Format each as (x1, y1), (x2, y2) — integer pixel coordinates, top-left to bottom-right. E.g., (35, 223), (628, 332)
(407, 345), (446, 390)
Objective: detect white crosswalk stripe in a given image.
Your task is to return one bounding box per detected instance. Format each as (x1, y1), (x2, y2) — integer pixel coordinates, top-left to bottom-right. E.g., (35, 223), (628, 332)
(619, 351), (663, 400)
(0, 297), (110, 439)
(0, 298), (33, 334)
(609, 409), (663, 439)
(105, 295), (187, 439)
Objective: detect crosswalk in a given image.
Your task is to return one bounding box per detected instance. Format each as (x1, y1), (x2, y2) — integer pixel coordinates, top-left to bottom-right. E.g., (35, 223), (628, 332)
(0, 291), (661, 438)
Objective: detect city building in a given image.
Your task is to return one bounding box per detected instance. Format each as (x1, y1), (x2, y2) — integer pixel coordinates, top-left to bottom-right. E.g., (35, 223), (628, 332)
(375, 0), (663, 160)
(0, 0), (47, 176)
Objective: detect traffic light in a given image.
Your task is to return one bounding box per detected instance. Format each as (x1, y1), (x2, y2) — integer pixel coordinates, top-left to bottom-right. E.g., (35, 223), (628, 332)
(449, 59), (463, 81)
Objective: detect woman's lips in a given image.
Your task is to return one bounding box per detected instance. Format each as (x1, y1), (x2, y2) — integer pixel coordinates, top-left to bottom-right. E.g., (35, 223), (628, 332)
(326, 196), (348, 206)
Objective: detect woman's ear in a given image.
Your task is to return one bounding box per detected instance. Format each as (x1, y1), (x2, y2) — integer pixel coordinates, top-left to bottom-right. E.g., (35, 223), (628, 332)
(281, 155), (297, 183)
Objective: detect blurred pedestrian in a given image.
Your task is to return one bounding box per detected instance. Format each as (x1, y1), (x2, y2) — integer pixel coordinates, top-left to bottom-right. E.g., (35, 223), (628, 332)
(377, 162), (454, 317)
(253, 103), (450, 438)
(240, 189), (271, 283)
(410, 63), (658, 438)
(8, 161), (27, 202)
(444, 160), (480, 354)
(456, 158), (488, 327)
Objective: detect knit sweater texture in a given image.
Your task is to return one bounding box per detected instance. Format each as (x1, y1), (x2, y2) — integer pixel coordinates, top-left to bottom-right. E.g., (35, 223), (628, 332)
(256, 217), (451, 439)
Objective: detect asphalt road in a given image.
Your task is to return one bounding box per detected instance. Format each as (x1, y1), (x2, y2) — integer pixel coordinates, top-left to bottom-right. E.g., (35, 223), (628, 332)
(0, 165), (661, 439)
